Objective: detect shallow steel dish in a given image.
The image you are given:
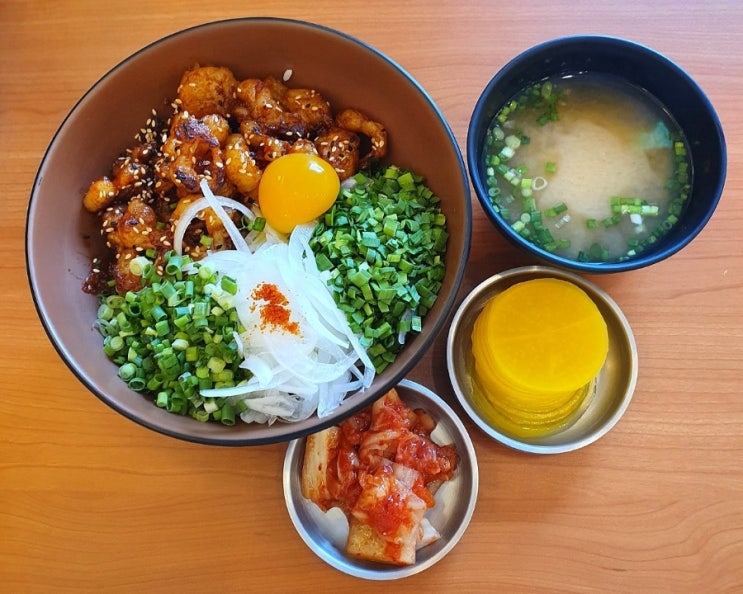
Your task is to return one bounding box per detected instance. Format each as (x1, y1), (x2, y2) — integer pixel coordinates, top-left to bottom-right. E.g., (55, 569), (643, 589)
(447, 266), (638, 454)
(282, 379), (479, 579)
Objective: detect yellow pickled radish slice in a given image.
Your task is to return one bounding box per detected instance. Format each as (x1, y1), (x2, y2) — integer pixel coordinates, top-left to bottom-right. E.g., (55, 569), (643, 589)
(474, 354), (585, 415)
(473, 278), (609, 394)
(471, 334), (594, 438)
(470, 374), (594, 438)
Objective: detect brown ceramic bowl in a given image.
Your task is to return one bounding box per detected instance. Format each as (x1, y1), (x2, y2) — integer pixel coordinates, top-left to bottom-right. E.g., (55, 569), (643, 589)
(25, 18), (471, 445)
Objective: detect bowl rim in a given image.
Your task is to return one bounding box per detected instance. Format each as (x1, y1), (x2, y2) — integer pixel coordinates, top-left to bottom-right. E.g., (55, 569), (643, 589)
(466, 34), (727, 274)
(24, 17), (472, 446)
(446, 265), (639, 454)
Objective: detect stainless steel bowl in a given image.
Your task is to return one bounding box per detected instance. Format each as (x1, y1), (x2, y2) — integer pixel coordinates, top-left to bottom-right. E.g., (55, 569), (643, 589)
(447, 266), (638, 454)
(282, 379), (479, 579)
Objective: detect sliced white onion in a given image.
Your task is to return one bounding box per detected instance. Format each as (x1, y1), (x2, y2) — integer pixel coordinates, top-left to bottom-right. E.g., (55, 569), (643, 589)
(199, 180), (250, 253)
(172, 193), (255, 255)
(170, 183), (376, 424)
(192, 228), (375, 424)
(241, 354), (274, 385)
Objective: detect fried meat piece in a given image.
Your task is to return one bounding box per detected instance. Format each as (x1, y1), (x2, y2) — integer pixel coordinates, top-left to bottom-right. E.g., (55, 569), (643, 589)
(177, 65), (238, 118)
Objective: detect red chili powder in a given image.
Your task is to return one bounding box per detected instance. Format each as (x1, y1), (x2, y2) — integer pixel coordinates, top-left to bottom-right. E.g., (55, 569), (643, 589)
(251, 282), (300, 335)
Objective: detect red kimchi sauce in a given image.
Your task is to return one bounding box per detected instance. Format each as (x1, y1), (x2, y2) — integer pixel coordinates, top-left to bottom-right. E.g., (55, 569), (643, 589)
(322, 389), (459, 537)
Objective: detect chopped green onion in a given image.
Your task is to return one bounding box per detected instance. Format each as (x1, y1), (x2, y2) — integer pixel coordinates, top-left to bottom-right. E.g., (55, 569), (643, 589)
(602, 214), (621, 227)
(220, 275), (238, 295)
(505, 135), (521, 150)
(165, 255), (183, 276)
(219, 403), (236, 426)
(308, 166), (446, 373)
(129, 256), (151, 277)
(119, 362), (137, 381)
(95, 251), (250, 423)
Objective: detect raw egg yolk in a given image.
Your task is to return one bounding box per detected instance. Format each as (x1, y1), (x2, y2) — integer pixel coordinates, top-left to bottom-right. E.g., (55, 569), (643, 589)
(258, 153), (340, 234)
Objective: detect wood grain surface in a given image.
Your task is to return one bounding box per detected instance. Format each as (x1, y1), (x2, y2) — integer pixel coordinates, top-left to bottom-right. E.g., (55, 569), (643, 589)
(1, 1), (741, 592)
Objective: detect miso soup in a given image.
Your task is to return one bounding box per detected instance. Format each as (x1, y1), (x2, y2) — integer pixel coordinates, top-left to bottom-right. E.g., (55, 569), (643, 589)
(482, 73), (692, 262)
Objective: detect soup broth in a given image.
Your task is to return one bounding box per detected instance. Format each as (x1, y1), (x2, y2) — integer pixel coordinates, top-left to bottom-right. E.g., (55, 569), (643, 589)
(483, 73), (692, 262)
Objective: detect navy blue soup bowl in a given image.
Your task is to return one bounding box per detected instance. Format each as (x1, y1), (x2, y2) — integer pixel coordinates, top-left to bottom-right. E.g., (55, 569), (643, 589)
(467, 36), (726, 273)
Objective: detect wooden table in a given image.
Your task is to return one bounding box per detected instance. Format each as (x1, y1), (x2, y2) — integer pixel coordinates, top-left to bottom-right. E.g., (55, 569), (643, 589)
(2, 1), (742, 592)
